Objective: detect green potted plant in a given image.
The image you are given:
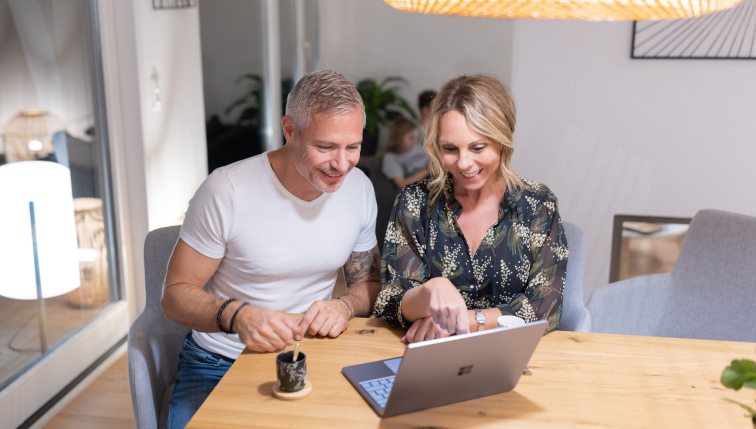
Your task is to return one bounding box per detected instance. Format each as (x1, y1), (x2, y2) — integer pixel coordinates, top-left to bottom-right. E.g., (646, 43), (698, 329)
(356, 76), (417, 156)
(225, 74), (295, 128)
(721, 358), (756, 428)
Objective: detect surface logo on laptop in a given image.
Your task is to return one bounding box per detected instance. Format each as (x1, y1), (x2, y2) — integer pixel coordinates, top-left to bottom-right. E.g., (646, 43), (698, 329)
(457, 365), (473, 376)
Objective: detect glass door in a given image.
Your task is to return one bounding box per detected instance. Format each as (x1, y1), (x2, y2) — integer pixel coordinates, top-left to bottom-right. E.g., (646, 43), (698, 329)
(0, 0), (124, 425)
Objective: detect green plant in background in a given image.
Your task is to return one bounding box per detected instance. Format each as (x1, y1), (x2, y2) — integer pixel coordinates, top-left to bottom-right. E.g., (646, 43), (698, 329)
(225, 74), (295, 128)
(226, 74), (263, 127)
(721, 358), (756, 427)
(356, 77), (417, 136)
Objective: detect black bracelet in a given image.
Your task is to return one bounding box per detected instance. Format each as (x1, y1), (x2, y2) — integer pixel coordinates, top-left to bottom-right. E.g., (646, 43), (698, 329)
(335, 295), (354, 319)
(216, 298), (237, 334)
(229, 302), (248, 334)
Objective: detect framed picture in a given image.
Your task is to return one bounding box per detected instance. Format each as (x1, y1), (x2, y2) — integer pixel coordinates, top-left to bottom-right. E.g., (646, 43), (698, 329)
(609, 215), (692, 283)
(152, 0), (197, 10)
(631, 0), (756, 59)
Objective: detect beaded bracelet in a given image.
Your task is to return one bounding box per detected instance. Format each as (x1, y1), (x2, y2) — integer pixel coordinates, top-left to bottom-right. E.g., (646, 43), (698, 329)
(335, 295), (354, 319)
(216, 298), (237, 334)
(229, 302), (248, 334)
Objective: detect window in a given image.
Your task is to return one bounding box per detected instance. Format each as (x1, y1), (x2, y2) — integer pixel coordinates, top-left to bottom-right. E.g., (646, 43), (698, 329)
(0, 0), (119, 393)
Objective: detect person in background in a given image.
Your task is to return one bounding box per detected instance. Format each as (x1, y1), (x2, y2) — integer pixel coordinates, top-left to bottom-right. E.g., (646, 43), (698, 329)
(417, 90), (437, 145)
(373, 75), (568, 343)
(381, 116), (430, 188)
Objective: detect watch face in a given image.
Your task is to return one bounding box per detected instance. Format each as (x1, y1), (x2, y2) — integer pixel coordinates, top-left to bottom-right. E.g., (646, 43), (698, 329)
(476, 311), (485, 329)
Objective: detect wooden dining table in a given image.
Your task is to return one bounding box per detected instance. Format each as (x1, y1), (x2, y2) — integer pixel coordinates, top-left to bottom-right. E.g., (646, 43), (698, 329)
(187, 316), (755, 428)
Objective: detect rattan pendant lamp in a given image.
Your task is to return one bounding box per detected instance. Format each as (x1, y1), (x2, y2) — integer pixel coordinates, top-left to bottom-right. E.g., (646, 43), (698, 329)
(384, 0), (742, 21)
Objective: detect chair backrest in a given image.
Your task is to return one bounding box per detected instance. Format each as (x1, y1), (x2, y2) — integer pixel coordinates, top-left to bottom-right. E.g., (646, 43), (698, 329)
(128, 226), (190, 429)
(673, 209), (756, 281)
(370, 158), (400, 252)
(558, 222), (591, 332)
(664, 209), (756, 341)
(587, 209), (756, 342)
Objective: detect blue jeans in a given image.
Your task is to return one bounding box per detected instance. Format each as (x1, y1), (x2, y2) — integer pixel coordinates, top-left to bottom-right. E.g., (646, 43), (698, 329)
(167, 333), (234, 429)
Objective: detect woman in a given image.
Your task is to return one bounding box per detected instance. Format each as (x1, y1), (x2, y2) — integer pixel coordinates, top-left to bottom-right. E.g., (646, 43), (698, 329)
(373, 75), (568, 343)
(382, 116), (430, 188)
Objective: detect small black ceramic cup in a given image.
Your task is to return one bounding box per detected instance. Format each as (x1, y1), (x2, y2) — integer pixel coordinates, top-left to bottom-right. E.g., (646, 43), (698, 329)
(276, 351), (307, 392)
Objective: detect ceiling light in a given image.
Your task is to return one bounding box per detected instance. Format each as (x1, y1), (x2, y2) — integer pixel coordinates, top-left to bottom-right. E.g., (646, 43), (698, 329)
(384, 0), (742, 21)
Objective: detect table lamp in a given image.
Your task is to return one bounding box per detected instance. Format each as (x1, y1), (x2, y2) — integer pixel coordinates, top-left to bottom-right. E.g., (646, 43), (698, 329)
(0, 161), (81, 352)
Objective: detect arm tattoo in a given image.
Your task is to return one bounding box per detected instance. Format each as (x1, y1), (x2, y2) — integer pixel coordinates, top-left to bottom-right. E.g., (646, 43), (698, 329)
(344, 246), (381, 288)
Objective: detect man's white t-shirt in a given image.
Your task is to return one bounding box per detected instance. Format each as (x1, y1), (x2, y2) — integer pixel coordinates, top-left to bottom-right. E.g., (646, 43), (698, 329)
(179, 152), (378, 359)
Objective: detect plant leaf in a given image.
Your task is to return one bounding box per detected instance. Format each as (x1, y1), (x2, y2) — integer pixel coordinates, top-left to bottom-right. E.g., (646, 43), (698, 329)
(723, 399), (756, 417)
(722, 359), (756, 391)
(379, 76), (408, 88)
(393, 97), (418, 120)
(237, 107), (259, 126)
(357, 80), (378, 99)
(224, 97), (249, 115)
(379, 91), (396, 107)
(385, 110), (402, 123)
(236, 73), (262, 85)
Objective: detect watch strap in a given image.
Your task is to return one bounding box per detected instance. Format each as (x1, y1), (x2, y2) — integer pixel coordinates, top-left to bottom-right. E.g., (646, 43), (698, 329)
(475, 309), (486, 332)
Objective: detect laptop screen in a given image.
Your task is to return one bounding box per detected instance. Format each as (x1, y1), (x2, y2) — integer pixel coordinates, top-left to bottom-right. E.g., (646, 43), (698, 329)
(382, 358), (402, 374)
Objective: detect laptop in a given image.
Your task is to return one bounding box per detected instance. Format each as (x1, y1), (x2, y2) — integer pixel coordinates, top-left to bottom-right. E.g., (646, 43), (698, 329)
(342, 320), (547, 418)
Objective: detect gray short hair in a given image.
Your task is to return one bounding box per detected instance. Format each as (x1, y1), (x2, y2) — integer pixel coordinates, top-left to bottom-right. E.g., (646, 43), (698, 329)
(285, 70), (366, 133)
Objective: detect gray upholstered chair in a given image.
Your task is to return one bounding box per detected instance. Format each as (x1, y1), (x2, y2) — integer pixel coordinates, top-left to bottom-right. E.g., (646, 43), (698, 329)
(128, 226), (190, 429)
(558, 222), (591, 332)
(586, 209), (756, 342)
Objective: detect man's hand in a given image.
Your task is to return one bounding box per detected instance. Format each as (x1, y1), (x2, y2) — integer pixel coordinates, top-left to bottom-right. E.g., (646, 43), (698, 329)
(424, 277), (470, 335)
(401, 316), (451, 343)
(231, 305), (300, 353)
(294, 299), (351, 340)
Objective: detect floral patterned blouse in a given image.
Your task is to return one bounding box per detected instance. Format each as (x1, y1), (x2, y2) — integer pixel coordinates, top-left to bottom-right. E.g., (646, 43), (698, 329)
(373, 176), (569, 334)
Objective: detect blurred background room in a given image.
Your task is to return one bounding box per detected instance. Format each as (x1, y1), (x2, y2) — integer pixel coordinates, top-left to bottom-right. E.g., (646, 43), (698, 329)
(1, 0), (755, 428)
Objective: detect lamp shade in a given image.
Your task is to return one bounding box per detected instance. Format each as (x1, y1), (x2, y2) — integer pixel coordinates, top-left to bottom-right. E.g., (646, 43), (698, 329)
(0, 161), (81, 299)
(384, 0), (742, 21)
(2, 109), (64, 163)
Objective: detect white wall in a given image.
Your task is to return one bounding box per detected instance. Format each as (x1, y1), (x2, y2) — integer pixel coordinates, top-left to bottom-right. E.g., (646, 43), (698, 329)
(319, 0), (514, 119)
(510, 20), (756, 299)
(132, 1), (208, 230)
(96, 0), (208, 314)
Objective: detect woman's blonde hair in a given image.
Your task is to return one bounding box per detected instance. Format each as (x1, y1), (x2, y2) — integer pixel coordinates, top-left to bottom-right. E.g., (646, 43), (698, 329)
(423, 75), (522, 204)
(385, 116), (418, 154)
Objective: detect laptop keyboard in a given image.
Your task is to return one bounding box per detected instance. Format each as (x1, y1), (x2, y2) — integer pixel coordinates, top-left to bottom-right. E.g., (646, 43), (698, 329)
(359, 375), (395, 408)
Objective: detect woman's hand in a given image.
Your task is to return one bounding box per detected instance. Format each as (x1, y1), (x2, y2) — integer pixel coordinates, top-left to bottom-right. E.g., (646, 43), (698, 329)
(423, 277), (469, 335)
(401, 317), (450, 343)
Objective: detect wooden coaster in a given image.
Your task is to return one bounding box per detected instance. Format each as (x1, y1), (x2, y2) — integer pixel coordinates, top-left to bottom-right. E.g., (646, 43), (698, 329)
(272, 381), (312, 400)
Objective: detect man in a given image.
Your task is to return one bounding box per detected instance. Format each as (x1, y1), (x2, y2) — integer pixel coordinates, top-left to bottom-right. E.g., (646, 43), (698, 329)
(161, 70), (381, 429)
(417, 89), (436, 146)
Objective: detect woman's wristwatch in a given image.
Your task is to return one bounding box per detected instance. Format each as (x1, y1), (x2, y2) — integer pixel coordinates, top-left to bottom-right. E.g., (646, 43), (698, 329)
(474, 309), (486, 331)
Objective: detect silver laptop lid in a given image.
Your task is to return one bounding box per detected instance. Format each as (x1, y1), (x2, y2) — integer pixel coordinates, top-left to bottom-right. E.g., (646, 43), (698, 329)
(382, 320), (547, 418)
